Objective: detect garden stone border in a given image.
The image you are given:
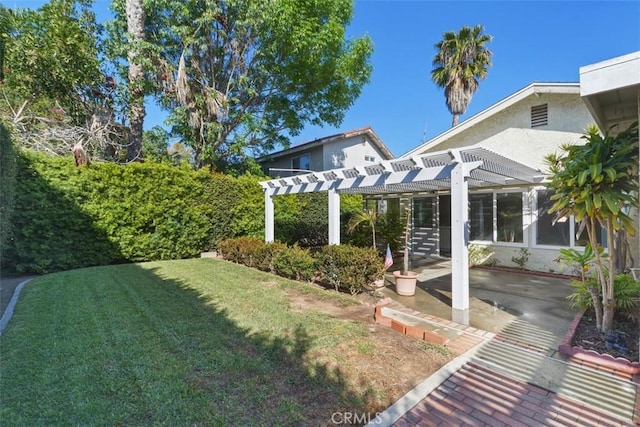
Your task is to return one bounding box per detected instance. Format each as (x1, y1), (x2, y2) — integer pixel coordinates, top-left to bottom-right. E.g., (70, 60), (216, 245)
(558, 308), (640, 380)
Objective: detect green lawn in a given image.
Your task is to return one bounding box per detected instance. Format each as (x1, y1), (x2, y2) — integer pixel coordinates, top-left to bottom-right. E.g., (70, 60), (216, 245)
(0, 258), (400, 425)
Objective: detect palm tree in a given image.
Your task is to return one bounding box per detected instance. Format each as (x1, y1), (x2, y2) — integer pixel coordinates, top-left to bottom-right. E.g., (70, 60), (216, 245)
(431, 25), (493, 127)
(347, 209), (378, 249)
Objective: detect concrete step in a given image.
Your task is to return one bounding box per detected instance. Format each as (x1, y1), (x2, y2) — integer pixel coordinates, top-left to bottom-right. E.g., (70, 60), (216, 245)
(473, 340), (638, 422)
(380, 306), (463, 342)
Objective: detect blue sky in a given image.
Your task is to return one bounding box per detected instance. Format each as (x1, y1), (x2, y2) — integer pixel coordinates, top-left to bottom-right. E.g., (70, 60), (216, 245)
(13, 0), (640, 157)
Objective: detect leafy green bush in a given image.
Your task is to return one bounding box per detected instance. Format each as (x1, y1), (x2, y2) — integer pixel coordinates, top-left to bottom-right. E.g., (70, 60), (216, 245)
(568, 273), (640, 311)
(217, 237), (264, 266)
(5, 153), (124, 273)
(218, 238), (381, 293)
(272, 245), (316, 281)
(252, 241), (287, 272)
(4, 152), (213, 273)
(315, 245), (384, 295)
(469, 244), (494, 267)
(5, 149), (370, 275)
(0, 124), (17, 256)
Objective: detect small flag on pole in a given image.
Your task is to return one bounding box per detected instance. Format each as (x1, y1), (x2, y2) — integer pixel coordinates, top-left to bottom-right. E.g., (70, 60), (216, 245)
(384, 244), (393, 270)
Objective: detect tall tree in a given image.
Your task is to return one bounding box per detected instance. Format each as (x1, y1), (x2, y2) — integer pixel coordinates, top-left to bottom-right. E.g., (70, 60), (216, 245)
(0, 0), (123, 159)
(545, 122), (639, 333)
(1, 0), (103, 124)
(124, 0), (146, 162)
(431, 25), (492, 127)
(107, 0), (373, 169)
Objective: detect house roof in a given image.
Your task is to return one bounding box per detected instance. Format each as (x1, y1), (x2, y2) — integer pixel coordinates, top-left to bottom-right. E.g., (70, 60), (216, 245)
(257, 126), (394, 163)
(580, 51), (640, 131)
(401, 82), (581, 159)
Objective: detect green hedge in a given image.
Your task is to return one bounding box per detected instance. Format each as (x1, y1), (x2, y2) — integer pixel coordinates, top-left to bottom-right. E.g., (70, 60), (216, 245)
(4, 153), (213, 273)
(3, 151), (367, 274)
(0, 124), (16, 258)
(218, 237), (384, 294)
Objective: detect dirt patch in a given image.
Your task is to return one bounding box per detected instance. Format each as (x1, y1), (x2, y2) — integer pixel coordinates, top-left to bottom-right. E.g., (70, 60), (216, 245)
(571, 308), (639, 362)
(288, 289), (455, 420)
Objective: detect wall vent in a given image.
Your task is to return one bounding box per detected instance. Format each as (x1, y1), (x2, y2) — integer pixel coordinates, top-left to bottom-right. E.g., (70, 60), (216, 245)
(531, 104), (548, 128)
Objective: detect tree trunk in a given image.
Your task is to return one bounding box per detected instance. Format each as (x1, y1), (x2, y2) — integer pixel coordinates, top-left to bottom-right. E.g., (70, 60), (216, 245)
(588, 286), (603, 332)
(372, 228), (376, 251)
(601, 217), (617, 334)
(126, 0), (146, 162)
(452, 114), (459, 127)
(588, 217), (606, 331)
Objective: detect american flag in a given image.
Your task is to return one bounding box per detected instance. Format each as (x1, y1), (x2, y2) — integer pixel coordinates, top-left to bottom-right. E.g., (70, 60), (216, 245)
(384, 245), (393, 270)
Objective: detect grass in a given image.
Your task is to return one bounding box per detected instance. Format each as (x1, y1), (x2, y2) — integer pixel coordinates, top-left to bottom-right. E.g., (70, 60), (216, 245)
(0, 258), (397, 425)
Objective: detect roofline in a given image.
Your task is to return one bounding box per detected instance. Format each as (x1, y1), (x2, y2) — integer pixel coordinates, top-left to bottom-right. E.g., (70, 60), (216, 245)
(579, 50), (640, 75)
(400, 82), (581, 159)
(257, 126), (394, 162)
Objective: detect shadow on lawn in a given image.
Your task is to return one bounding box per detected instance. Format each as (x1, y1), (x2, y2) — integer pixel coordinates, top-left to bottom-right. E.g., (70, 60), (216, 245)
(0, 147), (376, 425)
(1, 262), (377, 426)
(138, 265), (374, 426)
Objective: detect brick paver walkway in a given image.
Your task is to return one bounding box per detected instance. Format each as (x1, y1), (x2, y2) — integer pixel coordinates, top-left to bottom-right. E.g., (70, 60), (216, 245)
(393, 362), (636, 427)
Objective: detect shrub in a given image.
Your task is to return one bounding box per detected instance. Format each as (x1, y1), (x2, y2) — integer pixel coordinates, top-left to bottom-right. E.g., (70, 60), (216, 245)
(568, 273), (640, 311)
(218, 237), (264, 267)
(0, 124), (17, 256)
(315, 245), (384, 295)
(272, 245), (316, 281)
(469, 244), (494, 267)
(253, 241), (287, 272)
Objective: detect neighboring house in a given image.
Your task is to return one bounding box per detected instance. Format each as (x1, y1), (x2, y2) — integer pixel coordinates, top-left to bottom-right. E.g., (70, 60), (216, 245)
(257, 126), (394, 177)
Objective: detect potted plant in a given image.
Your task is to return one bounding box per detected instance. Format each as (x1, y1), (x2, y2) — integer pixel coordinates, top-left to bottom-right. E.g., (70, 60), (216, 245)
(393, 204), (418, 296)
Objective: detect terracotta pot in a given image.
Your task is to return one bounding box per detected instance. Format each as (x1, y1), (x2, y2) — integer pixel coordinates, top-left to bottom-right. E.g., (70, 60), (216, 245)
(393, 270), (418, 296)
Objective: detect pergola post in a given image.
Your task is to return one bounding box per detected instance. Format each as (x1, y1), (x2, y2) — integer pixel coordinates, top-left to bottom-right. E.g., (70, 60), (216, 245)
(264, 187), (274, 243)
(328, 188), (340, 245)
(450, 160), (470, 325)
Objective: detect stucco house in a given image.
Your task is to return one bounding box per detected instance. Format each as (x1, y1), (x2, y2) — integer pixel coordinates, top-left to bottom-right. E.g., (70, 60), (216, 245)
(394, 82), (598, 273)
(258, 51), (640, 323)
(257, 126), (394, 177)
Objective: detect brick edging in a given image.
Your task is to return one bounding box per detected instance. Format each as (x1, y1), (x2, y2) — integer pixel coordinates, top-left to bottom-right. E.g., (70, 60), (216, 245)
(558, 308), (640, 379)
(374, 298), (492, 353)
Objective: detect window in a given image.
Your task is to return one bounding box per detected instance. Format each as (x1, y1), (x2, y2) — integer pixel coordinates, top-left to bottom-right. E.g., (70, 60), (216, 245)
(292, 154), (310, 171)
(536, 190), (570, 246)
(469, 193), (493, 241)
(364, 198), (399, 217)
(575, 220), (607, 248)
(496, 192), (524, 243)
(364, 155), (376, 162)
(531, 104), (548, 128)
(413, 198), (434, 228)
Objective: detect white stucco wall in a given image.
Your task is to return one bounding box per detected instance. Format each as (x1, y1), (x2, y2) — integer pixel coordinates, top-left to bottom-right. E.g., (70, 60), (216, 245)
(421, 93), (594, 156)
(322, 134), (388, 169)
(479, 128), (584, 171)
(481, 245), (574, 275)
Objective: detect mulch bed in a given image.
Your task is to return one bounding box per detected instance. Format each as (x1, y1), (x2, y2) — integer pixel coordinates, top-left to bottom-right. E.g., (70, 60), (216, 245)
(571, 308), (639, 363)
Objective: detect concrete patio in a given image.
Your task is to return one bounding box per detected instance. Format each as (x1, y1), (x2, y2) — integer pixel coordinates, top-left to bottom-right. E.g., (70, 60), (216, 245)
(372, 259), (639, 426)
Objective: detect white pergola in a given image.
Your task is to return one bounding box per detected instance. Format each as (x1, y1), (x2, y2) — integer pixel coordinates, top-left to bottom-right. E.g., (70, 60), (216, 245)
(259, 145), (545, 324)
